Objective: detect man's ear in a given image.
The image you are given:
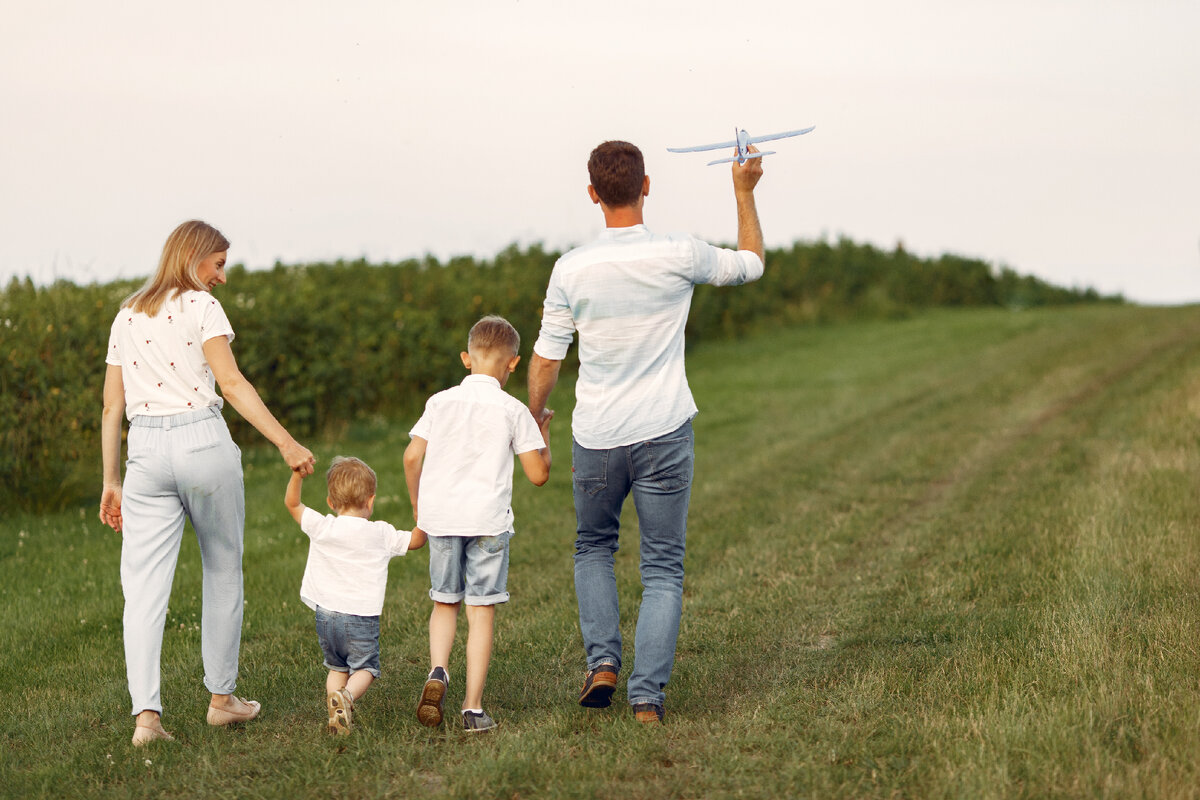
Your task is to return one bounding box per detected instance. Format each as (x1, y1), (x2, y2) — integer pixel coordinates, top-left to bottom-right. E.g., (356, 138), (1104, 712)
(642, 175), (650, 198)
(460, 351), (472, 370)
(587, 185), (601, 205)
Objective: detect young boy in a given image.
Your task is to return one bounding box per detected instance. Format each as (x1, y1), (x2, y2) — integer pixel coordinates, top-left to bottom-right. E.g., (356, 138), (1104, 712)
(403, 315), (552, 733)
(285, 456), (427, 735)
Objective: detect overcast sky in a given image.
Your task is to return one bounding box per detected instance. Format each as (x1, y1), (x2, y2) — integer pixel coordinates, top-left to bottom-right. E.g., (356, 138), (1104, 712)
(3, 0), (1198, 304)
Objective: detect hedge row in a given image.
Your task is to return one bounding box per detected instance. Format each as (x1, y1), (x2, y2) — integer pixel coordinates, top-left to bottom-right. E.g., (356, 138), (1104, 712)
(1, 239), (1118, 512)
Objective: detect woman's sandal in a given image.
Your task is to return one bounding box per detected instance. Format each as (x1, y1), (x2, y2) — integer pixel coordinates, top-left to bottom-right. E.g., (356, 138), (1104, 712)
(131, 725), (175, 746)
(206, 696), (262, 726)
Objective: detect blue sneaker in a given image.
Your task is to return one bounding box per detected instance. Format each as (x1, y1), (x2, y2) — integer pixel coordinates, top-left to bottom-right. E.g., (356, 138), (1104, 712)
(417, 666), (448, 727)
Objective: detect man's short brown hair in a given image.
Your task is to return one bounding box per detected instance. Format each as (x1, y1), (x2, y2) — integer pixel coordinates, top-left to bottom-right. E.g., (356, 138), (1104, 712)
(587, 141), (645, 208)
(468, 315), (520, 357)
(326, 456), (376, 511)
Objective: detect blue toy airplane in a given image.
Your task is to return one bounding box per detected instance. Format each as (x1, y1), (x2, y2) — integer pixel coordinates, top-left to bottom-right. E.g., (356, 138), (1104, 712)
(667, 126), (816, 165)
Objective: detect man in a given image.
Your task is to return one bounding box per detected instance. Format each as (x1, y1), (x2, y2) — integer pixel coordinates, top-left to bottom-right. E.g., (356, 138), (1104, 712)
(528, 140), (766, 724)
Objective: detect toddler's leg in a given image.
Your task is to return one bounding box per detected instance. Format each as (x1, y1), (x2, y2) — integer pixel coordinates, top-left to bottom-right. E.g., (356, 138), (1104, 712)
(347, 671), (374, 700)
(463, 604), (495, 711)
(326, 670), (349, 695)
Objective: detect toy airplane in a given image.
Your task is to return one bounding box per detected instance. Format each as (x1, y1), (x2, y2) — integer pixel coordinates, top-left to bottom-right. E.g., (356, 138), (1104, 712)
(668, 126), (816, 165)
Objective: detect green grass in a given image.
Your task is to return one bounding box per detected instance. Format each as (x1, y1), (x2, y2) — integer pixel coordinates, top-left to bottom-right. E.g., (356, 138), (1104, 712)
(4, 304), (1200, 798)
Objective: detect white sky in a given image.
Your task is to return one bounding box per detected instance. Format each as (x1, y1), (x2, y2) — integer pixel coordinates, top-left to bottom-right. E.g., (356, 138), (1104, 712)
(3, 0), (1198, 304)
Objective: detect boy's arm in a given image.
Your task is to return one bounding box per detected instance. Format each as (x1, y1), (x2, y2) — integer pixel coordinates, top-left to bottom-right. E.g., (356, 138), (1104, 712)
(284, 469), (307, 525)
(517, 409), (552, 486)
(403, 436), (427, 523)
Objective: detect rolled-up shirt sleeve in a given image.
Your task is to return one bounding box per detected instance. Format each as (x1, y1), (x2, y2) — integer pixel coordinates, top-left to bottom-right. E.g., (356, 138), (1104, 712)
(690, 238), (764, 287)
(533, 267), (577, 360)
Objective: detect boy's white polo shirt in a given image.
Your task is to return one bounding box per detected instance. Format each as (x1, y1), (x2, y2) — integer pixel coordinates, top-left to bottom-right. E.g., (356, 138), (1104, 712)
(409, 374), (545, 538)
(299, 508), (413, 616)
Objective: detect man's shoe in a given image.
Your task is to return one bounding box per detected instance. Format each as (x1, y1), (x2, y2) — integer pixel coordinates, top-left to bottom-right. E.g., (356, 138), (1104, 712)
(417, 666), (448, 727)
(579, 665), (618, 708)
(462, 709), (498, 733)
(632, 703), (664, 725)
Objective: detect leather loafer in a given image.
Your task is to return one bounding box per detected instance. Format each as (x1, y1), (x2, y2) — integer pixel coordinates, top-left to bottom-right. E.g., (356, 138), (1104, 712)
(207, 696), (261, 726)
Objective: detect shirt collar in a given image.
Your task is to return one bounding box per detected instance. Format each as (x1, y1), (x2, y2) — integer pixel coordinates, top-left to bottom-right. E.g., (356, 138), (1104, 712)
(599, 224), (649, 240)
(461, 374), (502, 389)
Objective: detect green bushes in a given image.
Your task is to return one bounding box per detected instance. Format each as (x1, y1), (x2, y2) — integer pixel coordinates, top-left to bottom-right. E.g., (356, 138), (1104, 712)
(0, 239), (1118, 513)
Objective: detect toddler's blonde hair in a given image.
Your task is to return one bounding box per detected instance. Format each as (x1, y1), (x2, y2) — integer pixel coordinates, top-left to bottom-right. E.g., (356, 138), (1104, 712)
(326, 456), (376, 511)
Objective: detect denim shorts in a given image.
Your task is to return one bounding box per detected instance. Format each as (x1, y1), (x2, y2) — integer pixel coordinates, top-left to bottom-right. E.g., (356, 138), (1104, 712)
(428, 532), (512, 606)
(315, 606), (381, 678)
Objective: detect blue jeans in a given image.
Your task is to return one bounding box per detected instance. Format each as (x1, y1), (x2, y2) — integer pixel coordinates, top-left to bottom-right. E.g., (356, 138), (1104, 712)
(315, 606), (382, 678)
(572, 420), (694, 708)
(427, 532), (512, 606)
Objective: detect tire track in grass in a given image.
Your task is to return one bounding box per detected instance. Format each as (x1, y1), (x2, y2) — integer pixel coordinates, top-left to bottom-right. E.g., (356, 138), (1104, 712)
(684, 310), (1200, 694)
(870, 319), (1200, 541)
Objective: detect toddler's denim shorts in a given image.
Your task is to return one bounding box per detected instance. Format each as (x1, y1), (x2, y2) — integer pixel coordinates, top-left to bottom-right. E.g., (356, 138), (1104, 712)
(315, 605), (381, 678)
(428, 532), (512, 606)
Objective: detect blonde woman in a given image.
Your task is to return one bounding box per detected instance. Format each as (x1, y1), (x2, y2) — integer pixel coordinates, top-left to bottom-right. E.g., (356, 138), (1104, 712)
(99, 220), (316, 746)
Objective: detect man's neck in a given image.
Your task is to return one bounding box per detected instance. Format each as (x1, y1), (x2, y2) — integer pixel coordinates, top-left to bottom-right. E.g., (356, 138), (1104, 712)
(601, 204), (644, 229)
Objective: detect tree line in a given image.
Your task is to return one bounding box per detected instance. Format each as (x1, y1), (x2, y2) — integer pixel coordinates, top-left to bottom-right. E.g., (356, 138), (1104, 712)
(0, 238), (1121, 512)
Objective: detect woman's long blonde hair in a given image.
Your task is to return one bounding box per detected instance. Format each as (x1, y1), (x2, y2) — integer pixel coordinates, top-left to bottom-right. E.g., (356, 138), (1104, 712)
(123, 220), (230, 316)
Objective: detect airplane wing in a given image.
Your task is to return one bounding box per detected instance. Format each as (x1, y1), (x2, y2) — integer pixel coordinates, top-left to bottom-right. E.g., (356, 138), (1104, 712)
(705, 151), (775, 166)
(745, 126), (815, 145)
(667, 139), (738, 153)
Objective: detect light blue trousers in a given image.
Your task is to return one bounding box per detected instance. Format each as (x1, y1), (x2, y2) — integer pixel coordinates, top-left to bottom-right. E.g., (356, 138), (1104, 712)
(121, 406), (245, 716)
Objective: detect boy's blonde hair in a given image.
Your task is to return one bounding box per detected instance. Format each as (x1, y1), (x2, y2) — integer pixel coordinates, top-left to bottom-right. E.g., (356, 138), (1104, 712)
(124, 220), (230, 316)
(468, 315), (520, 357)
(326, 456), (377, 511)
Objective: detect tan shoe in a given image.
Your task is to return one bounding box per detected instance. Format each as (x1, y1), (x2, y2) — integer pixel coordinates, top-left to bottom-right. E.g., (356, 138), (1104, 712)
(206, 696), (261, 726)
(327, 688), (353, 735)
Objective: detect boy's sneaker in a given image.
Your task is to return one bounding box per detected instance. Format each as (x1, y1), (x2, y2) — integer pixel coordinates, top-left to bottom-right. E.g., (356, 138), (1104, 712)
(461, 709), (498, 733)
(417, 666), (449, 727)
(632, 703), (664, 725)
(327, 688), (353, 735)
(579, 664), (618, 708)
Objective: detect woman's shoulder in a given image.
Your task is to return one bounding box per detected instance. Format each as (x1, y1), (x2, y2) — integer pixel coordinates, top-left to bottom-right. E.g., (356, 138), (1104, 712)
(176, 288), (218, 304)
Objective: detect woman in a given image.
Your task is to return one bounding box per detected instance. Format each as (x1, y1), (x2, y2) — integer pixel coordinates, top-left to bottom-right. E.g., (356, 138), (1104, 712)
(99, 220), (315, 746)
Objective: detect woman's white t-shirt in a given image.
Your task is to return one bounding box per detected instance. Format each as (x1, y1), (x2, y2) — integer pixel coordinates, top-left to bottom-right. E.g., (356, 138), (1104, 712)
(105, 290), (235, 420)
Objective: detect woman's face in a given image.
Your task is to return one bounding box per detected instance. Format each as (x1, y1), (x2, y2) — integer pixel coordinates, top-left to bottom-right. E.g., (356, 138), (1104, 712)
(196, 251), (228, 290)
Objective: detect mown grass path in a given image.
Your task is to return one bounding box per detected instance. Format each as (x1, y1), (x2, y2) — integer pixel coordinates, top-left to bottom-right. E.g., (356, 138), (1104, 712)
(4, 305), (1200, 799)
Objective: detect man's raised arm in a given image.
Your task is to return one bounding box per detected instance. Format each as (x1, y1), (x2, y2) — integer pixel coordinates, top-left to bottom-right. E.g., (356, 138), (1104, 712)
(733, 145), (766, 266)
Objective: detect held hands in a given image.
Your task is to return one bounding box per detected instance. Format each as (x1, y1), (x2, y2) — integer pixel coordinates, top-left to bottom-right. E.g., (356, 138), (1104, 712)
(280, 439), (316, 477)
(99, 485), (123, 532)
(537, 408), (554, 443)
(732, 145), (764, 194)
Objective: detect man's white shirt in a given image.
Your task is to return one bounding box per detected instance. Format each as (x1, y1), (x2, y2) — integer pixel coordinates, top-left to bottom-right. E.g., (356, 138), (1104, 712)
(534, 225), (763, 449)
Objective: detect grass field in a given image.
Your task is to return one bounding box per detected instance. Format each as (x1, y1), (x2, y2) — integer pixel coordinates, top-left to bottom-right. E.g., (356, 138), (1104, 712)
(4, 304), (1200, 799)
